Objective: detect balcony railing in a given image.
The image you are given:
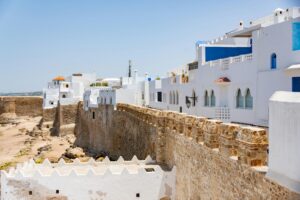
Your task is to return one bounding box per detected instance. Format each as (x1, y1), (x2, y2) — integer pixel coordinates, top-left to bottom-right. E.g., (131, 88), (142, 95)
(207, 54), (253, 70)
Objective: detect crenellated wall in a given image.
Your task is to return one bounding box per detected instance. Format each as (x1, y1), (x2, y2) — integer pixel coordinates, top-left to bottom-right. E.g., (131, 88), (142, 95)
(74, 103), (159, 160)
(2, 96), (298, 199)
(2, 157), (176, 200)
(111, 103), (299, 199)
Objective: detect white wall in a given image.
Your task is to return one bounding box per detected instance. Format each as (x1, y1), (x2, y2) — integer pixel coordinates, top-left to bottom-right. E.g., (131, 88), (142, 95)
(1, 157), (176, 200)
(148, 14), (300, 126)
(267, 91), (300, 193)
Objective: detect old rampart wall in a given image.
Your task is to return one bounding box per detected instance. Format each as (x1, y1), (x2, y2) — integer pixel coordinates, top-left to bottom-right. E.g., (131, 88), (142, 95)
(0, 96), (42, 117)
(0, 96), (299, 199)
(112, 103), (300, 200)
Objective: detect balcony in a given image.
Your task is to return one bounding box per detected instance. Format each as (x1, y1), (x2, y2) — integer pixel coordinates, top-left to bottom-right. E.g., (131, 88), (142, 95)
(207, 54), (253, 70)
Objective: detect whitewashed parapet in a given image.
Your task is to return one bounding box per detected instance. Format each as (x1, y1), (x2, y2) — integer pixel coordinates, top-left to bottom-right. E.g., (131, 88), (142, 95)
(1, 155), (176, 200)
(1, 155), (162, 178)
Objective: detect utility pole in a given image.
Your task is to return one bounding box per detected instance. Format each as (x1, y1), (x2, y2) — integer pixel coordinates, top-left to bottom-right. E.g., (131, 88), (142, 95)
(128, 60), (132, 77)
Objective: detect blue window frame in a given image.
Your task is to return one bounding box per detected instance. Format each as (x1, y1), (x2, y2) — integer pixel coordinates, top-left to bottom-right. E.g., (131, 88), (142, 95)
(292, 77), (300, 92)
(271, 53), (277, 69)
(292, 22), (300, 51)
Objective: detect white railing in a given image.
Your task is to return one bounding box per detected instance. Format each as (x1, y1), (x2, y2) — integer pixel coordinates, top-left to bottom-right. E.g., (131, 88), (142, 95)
(244, 54), (253, 61)
(215, 107), (230, 121)
(207, 54), (253, 70)
(210, 60), (220, 67)
(251, 14), (275, 27)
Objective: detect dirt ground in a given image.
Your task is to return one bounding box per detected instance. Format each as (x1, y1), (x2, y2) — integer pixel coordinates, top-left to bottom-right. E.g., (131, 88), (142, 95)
(0, 116), (78, 170)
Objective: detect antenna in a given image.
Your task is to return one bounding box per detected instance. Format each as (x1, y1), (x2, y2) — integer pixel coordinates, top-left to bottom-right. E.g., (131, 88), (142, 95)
(128, 60), (132, 77)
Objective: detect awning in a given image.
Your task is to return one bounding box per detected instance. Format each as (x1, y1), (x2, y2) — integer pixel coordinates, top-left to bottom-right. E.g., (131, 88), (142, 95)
(285, 64), (300, 77)
(215, 77), (231, 85)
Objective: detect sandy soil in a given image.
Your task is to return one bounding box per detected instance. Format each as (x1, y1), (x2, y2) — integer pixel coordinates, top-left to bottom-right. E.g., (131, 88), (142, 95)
(0, 116), (76, 170)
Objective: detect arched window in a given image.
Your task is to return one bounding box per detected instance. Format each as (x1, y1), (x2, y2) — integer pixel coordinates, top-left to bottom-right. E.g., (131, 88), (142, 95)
(169, 91), (172, 104)
(172, 91), (176, 104)
(210, 90), (216, 107)
(245, 88), (253, 109)
(204, 90), (209, 107)
(236, 89), (244, 108)
(176, 91), (179, 105)
(62, 94), (66, 98)
(271, 53), (277, 69)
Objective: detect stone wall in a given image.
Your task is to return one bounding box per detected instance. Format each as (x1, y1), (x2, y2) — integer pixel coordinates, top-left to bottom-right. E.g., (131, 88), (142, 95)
(42, 108), (56, 123)
(0, 97), (42, 117)
(74, 104), (158, 160)
(1, 97), (298, 199)
(109, 104), (299, 199)
(52, 103), (79, 136)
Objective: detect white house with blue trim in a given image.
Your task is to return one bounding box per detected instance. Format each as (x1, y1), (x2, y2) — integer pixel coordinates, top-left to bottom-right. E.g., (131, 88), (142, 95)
(149, 7), (300, 126)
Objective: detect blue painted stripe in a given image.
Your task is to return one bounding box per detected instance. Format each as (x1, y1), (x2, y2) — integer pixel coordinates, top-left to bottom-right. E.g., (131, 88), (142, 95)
(205, 46), (252, 62)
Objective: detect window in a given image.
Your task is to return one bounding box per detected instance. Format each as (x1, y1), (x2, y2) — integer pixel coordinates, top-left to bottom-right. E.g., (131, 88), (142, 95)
(157, 92), (162, 102)
(104, 98), (106, 104)
(245, 88), (253, 109)
(110, 97), (113, 104)
(169, 91), (172, 104)
(92, 112), (95, 119)
(292, 22), (300, 51)
(210, 90), (216, 107)
(29, 191), (33, 195)
(101, 98), (103, 104)
(204, 90), (209, 106)
(292, 77), (300, 92)
(136, 193), (140, 198)
(236, 89), (244, 108)
(62, 94), (66, 98)
(145, 168), (155, 172)
(271, 53), (277, 69)
(172, 91), (176, 104)
(176, 91), (179, 105)
(56, 190), (59, 194)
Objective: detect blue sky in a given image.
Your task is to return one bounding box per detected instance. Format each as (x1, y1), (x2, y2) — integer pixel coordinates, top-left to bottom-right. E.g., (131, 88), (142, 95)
(0, 0), (299, 92)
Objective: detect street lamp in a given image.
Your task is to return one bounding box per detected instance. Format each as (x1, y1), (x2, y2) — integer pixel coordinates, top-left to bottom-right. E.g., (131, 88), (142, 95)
(186, 91), (197, 108)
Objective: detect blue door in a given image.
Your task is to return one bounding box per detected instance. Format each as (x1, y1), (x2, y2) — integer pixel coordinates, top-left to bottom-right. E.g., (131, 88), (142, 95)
(292, 77), (300, 92)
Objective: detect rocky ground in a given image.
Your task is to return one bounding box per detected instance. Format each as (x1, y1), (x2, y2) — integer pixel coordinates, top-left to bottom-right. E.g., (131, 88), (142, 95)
(0, 116), (94, 171)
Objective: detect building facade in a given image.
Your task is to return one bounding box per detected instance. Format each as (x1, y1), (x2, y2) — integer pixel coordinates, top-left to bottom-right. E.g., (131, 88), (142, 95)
(149, 7), (300, 126)
(43, 73), (97, 109)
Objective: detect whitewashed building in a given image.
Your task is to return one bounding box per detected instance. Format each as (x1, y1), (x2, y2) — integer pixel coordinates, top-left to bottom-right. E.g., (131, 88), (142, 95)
(116, 70), (151, 106)
(43, 73), (97, 109)
(83, 86), (116, 111)
(267, 91), (300, 193)
(149, 7), (300, 126)
(1, 156), (176, 200)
